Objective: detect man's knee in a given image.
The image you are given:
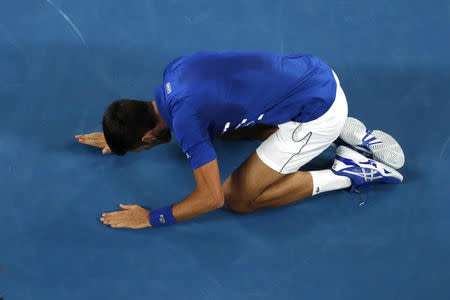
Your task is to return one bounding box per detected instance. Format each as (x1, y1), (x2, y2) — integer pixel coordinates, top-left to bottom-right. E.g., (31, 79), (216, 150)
(224, 193), (255, 214)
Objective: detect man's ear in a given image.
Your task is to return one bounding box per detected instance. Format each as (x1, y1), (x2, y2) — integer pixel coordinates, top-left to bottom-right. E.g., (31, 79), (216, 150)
(142, 130), (157, 143)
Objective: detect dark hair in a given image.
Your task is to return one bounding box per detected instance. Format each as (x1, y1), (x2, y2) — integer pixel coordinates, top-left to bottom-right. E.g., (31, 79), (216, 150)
(102, 99), (158, 155)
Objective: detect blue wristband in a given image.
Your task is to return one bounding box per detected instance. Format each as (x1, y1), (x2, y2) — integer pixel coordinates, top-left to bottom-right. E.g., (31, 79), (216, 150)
(149, 205), (176, 227)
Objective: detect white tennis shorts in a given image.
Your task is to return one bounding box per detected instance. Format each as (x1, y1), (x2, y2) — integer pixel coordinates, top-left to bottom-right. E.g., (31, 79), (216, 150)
(256, 71), (348, 174)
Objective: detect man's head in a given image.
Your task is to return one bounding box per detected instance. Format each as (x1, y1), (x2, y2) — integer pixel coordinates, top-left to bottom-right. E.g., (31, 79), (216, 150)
(102, 99), (171, 155)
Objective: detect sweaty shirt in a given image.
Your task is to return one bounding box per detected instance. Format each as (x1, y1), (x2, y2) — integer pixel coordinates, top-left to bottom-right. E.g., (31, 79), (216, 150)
(154, 51), (337, 169)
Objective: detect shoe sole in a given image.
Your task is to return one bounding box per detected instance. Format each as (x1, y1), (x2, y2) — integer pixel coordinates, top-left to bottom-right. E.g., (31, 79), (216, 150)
(336, 146), (403, 183)
(339, 117), (405, 169)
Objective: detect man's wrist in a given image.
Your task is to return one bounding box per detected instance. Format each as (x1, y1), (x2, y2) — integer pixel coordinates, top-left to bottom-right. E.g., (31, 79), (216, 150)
(149, 205), (177, 227)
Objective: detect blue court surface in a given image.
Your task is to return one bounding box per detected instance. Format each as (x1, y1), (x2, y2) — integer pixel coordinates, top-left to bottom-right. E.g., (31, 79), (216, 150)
(1, 1), (449, 299)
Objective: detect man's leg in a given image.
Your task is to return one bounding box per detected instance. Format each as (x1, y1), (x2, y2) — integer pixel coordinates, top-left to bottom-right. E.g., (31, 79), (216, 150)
(223, 152), (350, 213)
(223, 151), (312, 213)
(224, 70), (350, 212)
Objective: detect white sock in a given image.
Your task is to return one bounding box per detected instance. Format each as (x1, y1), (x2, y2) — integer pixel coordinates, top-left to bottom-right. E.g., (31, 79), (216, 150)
(309, 169), (351, 196)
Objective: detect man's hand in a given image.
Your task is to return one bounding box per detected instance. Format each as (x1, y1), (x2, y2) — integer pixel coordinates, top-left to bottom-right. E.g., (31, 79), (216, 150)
(75, 132), (112, 154)
(100, 204), (151, 229)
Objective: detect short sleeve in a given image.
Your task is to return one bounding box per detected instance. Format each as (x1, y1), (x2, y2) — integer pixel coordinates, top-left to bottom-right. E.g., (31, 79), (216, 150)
(171, 105), (217, 169)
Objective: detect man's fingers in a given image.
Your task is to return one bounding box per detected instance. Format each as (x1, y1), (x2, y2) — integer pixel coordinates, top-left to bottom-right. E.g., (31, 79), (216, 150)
(110, 223), (127, 228)
(111, 221), (125, 228)
(75, 134), (90, 140)
(75, 135), (90, 144)
(101, 216), (112, 224)
(100, 212), (129, 228)
(108, 218), (120, 225)
(76, 133), (93, 138)
(120, 204), (135, 210)
(102, 147), (112, 155)
(75, 132), (107, 148)
(101, 212), (124, 224)
(102, 211), (122, 219)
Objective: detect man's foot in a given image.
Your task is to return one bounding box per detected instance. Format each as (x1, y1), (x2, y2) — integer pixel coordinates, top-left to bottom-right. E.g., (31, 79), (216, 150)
(331, 146), (403, 192)
(339, 117), (405, 169)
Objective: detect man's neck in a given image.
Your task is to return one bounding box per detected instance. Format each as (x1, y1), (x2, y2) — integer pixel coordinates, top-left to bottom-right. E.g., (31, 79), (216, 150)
(150, 101), (168, 130)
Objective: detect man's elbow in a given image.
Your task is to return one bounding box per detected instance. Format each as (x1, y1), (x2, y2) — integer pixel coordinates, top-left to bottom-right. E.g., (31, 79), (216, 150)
(205, 191), (224, 210)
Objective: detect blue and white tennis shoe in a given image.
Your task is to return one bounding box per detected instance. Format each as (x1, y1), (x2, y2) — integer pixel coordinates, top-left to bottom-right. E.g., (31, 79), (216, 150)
(332, 146), (403, 192)
(339, 117), (405, 169)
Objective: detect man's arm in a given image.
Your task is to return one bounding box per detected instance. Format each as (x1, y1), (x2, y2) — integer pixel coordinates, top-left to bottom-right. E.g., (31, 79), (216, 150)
(173, 159), (224, 221)
(76, 132), (224, 228)
(100, 159), (223, 229)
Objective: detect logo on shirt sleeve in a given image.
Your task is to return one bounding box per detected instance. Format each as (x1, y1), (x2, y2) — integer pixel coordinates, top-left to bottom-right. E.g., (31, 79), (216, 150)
(165, 82), (172, 94)
(186, 153), (191, 159)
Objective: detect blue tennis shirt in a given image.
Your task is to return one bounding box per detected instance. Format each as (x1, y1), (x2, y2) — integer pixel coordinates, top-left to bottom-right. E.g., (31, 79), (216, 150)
(154, 51), (337, 169)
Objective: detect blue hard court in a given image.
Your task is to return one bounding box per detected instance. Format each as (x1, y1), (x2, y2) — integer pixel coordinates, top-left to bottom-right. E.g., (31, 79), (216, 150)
(0, 1), (449, 299)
